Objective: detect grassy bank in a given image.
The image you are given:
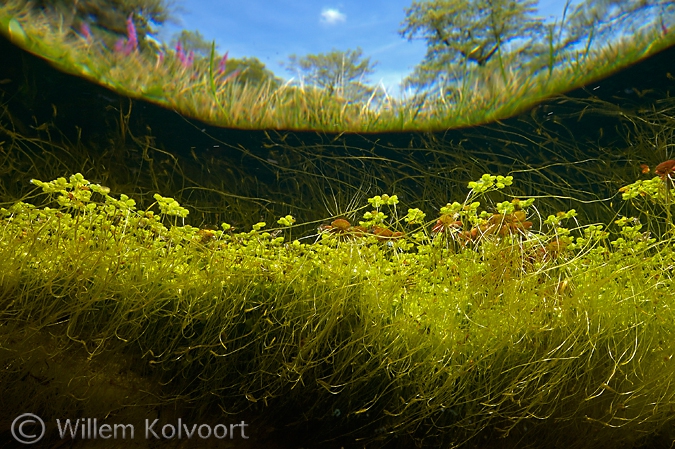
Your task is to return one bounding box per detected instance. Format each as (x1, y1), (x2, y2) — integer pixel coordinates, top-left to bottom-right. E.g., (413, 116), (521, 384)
(1, 1), (674, 132)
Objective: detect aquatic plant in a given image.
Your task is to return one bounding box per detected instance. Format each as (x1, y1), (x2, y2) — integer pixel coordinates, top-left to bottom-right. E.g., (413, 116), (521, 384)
(619, 158), (675, 232)
(1, 171), (674, 448)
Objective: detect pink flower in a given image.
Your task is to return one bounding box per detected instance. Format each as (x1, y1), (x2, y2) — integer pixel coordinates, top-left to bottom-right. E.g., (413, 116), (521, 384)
(125, 15), (138, 51)
(222, 69), (240, 84)
(114, 38), (126, 53)
(217, 52), (229, 75)
(80, 22), (92, 41)
(216, 51), (240, 83)
(114, 15), (138, 55)
(174, 42), (194, 68)
(176, 41), (186, 65)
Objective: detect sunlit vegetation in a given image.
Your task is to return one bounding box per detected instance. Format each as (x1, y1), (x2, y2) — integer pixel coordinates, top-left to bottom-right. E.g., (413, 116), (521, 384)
(2, 164), (674, 447)
(1, 0), (674, 132)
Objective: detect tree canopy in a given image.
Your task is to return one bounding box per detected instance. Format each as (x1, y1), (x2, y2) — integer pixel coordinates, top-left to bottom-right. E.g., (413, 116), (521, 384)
(226, 57), (282, 89)
(171, 29), (213, 57)
(33, 0), (170, 42)
(284, 48), (378, 102)
(399, 0), (543, 92)
(399, 0), (674, 94)
(169, 30), (281, 88)
(561, 0), (672, 53)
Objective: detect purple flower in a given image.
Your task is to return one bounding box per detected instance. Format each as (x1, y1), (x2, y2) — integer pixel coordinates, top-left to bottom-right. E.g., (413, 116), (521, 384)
(125, 15), (138, 51)
(114, 15), (138, 55)
(114, 38), (126, 53)
(80, 22), (92, 41)
(222, 69), (240, 84)
(216, 51), (239, 83)
(217, 51), (229, 75)
(176, 41), (186, 65)
(174, 42), (194, 68)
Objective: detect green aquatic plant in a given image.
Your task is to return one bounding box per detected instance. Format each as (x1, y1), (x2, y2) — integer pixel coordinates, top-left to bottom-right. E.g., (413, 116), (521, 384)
(619, 159), (675, 234)
(3, 171), (674, 447)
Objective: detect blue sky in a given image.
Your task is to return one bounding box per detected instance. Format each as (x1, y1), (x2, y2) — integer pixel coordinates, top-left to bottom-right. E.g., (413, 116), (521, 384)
(159, 0), (576, 94)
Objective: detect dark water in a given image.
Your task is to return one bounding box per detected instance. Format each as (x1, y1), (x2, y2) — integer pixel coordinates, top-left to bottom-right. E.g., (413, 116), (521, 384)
(2, 32), (674, 232)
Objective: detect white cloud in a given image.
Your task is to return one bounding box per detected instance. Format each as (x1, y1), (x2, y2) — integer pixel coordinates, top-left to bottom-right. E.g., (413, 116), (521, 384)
(320, 8), (346, 25)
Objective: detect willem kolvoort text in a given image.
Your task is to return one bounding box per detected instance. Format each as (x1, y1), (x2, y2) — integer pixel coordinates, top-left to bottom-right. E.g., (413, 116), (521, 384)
(55, 418), (249, 440)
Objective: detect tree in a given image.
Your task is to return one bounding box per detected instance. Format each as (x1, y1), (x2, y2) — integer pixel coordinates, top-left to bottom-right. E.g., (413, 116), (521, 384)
(560, 0), (672, 54)
(171, 30), (213, 57)
(169, 30), (282, 88)
(225, 57), (283, 89)
(284, 48), (377, 102)
(399, 0), (543, 92)
(31, 0), (171, 48)
(517, 0), (673, 80)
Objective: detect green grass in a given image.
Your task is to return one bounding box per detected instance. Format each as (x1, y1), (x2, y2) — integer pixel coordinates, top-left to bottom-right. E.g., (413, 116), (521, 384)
(1, 169), (674, 448)
(1, 0), (674, 133)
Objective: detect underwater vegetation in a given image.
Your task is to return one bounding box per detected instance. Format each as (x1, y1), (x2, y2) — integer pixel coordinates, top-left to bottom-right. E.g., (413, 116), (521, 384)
(1, 169), (675, 448)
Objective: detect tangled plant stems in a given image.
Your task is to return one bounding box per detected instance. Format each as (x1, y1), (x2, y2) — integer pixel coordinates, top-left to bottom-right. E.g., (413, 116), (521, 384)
(1, 172), (675, 448)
